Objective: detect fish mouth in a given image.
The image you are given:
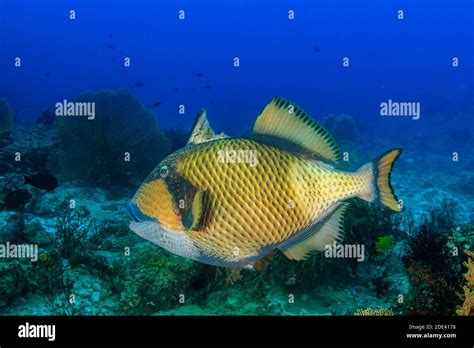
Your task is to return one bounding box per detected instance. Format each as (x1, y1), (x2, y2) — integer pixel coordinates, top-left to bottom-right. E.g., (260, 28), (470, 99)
(127, 201), (157, 223)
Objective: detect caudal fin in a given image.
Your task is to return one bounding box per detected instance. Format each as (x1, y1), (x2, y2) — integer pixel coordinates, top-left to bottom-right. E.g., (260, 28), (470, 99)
(356, 148), (403, 212)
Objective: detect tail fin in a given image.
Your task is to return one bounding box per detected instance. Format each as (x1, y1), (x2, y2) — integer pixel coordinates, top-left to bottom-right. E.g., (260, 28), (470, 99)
(356, 148), (403, 212)
(23, 175), (31, 185)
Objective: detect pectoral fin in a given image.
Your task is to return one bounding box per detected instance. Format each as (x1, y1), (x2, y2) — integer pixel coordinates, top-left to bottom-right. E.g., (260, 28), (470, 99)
(183, 189), (212, 231)
(279, 203), (349, 261)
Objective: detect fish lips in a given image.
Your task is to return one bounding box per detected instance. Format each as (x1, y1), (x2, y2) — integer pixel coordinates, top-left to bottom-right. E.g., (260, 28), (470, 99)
(126, 201), (157, 224)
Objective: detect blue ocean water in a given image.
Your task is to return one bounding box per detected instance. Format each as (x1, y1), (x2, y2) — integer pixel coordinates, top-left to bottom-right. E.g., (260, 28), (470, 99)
(2, 0), (472, 135)
(0, 0), (473, 318)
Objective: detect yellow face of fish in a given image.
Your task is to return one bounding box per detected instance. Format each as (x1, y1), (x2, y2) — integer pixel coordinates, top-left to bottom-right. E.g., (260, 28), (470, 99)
(134, 178), (183, 231)
(128, 97), (403, 268)
(128, 151), (196, 232)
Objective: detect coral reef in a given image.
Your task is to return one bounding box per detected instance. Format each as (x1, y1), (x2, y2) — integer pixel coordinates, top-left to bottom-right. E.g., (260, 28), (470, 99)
(50, 89), (171, 187)
(0, 212), (24, 243)
(428, 197), (458, 232)
(29, 251), (65, 295)
(118, 243), (200, 315)
(1, 122), (58, 173)
(449, 224), (474, 252)
(45, 275), (80, 316)
(24, 218), (52, 245)
(344, 199), (398, 261)
(55, 209), (98, 266)
(456, 251), (474, 316)
(54, 207), (119, 269)
(224, 268), (243, 285)
(28, 251), (80, 315)
(354, 308), (395, 316)
(403, 199), (466, 315)
(0, 260), (29, 308)
(0, 90), (470, 317)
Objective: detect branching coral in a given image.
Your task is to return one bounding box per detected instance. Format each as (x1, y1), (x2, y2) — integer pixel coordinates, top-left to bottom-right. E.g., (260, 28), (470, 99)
(456, 251), (474, 316)
(29, 251), (65, 295)
(22, 248), (79, 315)
(54, 208), (108, 267)
(45, 275), (80, 316)
(403, 199), (465, 315)
(224, 269), (243, 285)
(50, 89), (171, 187)
(429, 197), (458, 232)
(354, 308), (394, 316)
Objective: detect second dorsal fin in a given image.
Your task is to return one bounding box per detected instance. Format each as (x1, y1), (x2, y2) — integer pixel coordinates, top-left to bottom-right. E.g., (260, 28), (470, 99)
(252, 97), (341, 162)
(187, 109), (228, 145)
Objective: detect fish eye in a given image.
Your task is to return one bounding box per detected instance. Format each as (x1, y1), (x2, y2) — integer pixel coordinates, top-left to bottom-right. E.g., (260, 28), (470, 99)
(159, 165), (170, 178)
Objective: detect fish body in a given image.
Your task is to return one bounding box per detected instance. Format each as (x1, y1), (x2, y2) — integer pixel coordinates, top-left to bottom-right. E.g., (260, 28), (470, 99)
(376, 235), (394, 253)
(1, 189), (32, 211)
(128, 97), (403, 268)
(24, 173), (59, 192)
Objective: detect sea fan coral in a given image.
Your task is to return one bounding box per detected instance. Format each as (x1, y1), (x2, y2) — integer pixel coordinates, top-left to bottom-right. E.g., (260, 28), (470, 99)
(50, 89), (171, 186)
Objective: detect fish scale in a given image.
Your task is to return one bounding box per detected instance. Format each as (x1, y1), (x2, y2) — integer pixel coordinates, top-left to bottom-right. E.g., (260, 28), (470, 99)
(175, 137), (356, 261)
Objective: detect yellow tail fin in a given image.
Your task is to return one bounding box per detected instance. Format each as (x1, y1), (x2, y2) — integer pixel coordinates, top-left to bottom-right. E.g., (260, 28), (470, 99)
(357, 148), (403, 212)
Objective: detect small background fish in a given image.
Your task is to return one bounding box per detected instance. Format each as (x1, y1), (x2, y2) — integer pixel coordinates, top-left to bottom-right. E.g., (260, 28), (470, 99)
(24, 173), (59, 192)
(0, 189), (32, 211)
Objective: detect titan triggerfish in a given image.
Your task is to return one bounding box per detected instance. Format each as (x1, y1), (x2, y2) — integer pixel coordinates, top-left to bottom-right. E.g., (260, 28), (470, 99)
(128, 97), (403, 268)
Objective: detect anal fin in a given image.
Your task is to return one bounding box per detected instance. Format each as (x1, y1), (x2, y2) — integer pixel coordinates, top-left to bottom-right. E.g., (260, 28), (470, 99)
(280, 203), (349, 261)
